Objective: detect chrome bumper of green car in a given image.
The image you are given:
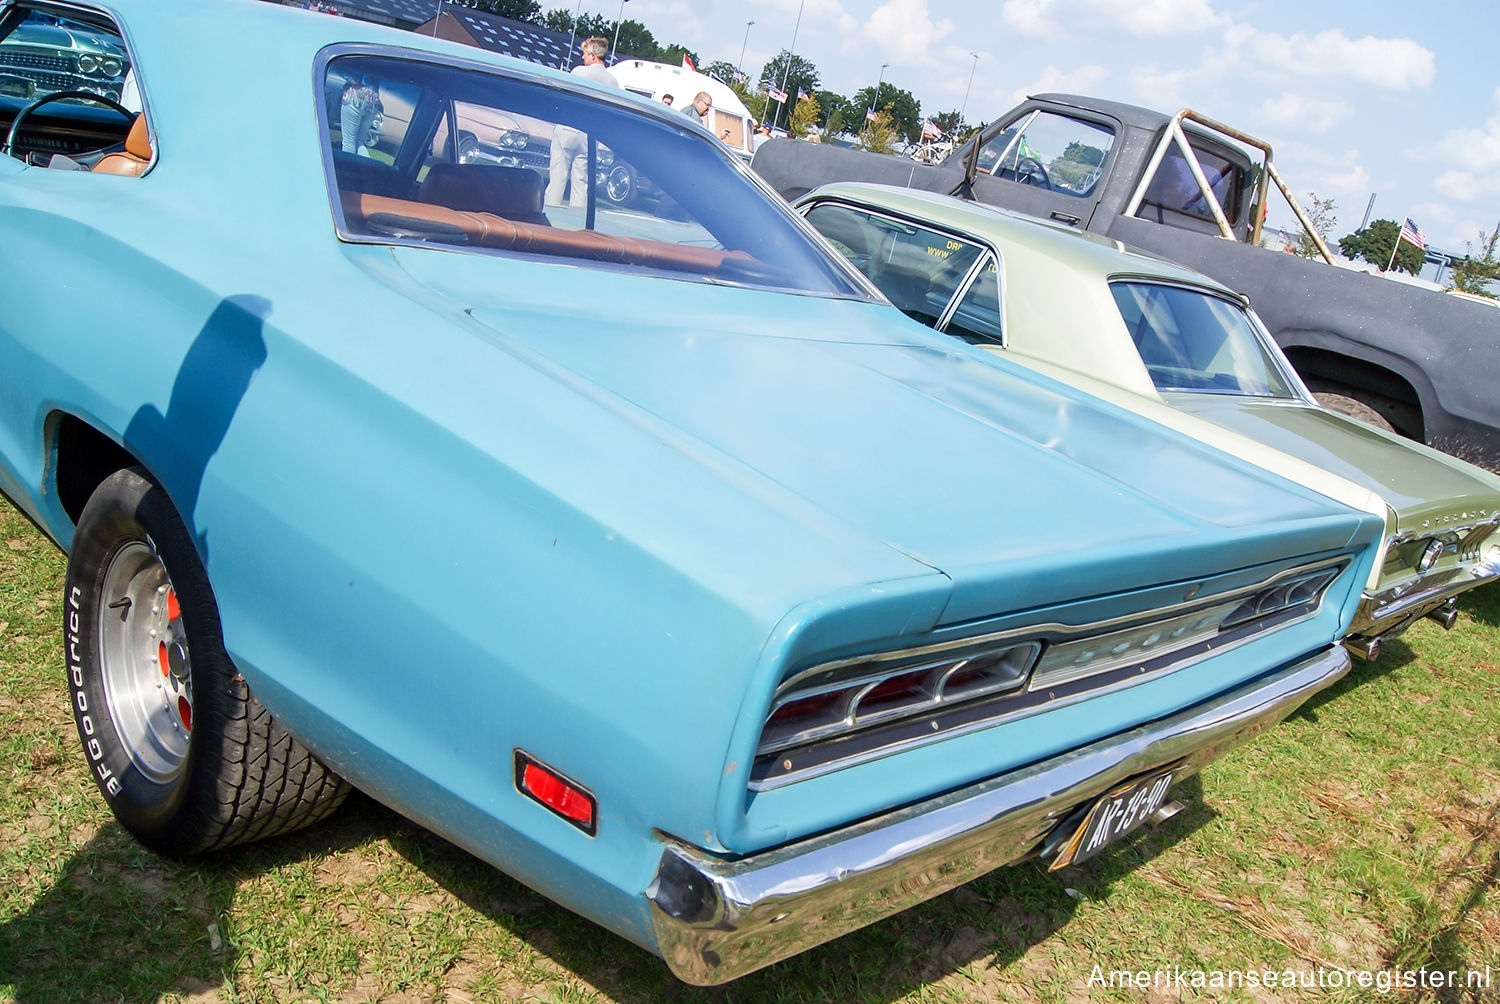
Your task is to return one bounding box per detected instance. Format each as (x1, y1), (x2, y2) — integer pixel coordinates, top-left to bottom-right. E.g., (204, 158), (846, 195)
(645, 645), (1350, 985)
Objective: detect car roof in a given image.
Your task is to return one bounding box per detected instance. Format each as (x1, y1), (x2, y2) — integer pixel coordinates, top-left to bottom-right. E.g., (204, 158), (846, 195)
(1030, 93), (1175, 131)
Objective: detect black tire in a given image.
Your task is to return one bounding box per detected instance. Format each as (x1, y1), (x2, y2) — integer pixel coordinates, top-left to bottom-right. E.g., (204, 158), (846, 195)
(1312, 390), (1397, 434)
(65, 467), (348, 856)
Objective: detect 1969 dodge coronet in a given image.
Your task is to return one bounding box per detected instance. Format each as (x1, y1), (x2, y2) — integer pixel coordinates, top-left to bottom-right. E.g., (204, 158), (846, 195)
(795, 183), (1500, 664)
(0, 0), (1383, 984)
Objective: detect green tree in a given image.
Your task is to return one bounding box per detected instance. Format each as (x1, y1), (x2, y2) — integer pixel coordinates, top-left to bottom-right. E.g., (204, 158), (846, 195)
(540, 7), (575, 32)
(758, 51), (820, 129)
(449, 0), (542, 20)
(1449, 220), (1500, 298)
(702, 60), (742, 84)
(930, 110), (965, 140)
(789, 93), (820, 138)
(658, 45), (700, 68)
(610, 19), (658, 60)
(1338, 219), (1424, 275)
(859, 109), (900, 155)
(814, 89), (852, 135)
(849, 83), (921, 144)
(1292, 193), (1338, 259)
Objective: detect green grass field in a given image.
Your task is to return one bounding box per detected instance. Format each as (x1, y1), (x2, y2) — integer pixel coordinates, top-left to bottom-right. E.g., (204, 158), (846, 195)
(1, 493), (1495, 1003)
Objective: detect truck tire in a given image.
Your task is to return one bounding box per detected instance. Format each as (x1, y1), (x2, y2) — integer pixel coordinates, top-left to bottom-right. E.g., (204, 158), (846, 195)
(65, 467), (348, 856)
(1310, 390), (1397, 434)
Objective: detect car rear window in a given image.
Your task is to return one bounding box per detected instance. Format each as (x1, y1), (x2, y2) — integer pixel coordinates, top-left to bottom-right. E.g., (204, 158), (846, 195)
(322, 51), (865, 296)
(1111, 281), (1295, 397)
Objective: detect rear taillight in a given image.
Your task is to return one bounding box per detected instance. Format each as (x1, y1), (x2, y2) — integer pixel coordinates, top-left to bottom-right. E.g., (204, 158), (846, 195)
(757, 641), (1042, 759)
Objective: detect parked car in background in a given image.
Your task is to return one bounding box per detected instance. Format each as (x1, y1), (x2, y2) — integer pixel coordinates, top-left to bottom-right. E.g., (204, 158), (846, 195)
(1, 0), (1387, 984)
(757, 93), (1500, 472)
(796, 183), (1500, 660)
(0, 8), (128, 103)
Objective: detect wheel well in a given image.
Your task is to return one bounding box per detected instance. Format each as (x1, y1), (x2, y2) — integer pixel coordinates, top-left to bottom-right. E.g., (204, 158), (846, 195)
(1281, 347), (1425, 440)
(54, 414), (140, 526)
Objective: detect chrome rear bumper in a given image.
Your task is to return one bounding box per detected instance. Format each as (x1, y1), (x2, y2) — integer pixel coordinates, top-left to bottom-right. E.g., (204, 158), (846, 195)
(1346, 544), (1500, 658)
(645, 645), (1349, 985)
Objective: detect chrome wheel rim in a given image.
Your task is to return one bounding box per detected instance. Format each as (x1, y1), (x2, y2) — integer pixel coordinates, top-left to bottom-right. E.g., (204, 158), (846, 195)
(99, 540), (193, 782)
(606, 165), (632, 202)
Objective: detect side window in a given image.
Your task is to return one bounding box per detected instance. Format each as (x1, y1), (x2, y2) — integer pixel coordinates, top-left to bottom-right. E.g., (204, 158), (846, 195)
(1140, 142), (1248, 226)
(0, 7), (142, 171)
(944, 259), (1002, 344)
(802, 202), (986, 327)
(974, 111), (1113, 198)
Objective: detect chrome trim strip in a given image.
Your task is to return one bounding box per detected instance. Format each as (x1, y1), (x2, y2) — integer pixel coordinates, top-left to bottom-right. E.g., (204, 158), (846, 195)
(648, 646), (1350, 985)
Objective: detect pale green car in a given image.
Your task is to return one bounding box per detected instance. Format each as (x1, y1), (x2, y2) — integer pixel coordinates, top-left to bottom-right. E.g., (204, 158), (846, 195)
(796, 182), (1500, 659)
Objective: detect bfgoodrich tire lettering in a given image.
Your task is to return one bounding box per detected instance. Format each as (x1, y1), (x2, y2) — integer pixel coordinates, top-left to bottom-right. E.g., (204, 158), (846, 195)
(65, 467), (348, 855)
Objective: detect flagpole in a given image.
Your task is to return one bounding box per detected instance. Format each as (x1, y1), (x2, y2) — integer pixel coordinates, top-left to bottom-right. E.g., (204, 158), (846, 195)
(1386, 230), (1402, 272)
(862, 62), (887, 143)
(769, 0), (805, 131)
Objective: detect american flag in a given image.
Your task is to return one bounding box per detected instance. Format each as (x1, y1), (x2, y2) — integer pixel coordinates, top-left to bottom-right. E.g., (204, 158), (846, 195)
(768, 85), (788, 103)
(1399, 217), (1426, 252)
(865, 107), (878, 123)
(797, 87), (809, 100)
(921, 119), (942, 140)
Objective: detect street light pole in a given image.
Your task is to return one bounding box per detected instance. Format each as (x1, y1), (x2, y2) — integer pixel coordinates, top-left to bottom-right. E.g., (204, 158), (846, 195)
(959, 51), (979, 132)
(738, 20), (754, 79)
(610, 0), (629, 64)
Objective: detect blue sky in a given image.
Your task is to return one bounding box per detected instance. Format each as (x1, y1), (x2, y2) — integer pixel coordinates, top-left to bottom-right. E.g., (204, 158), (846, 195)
(622, 0), (1500, 255)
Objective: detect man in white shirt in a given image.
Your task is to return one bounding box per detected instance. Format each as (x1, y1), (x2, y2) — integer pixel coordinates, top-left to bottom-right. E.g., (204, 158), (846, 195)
(547, 37), (622, 207)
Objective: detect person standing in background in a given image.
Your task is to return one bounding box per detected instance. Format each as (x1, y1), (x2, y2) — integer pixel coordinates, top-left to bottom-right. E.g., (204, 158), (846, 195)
(546, 37), (621, 206)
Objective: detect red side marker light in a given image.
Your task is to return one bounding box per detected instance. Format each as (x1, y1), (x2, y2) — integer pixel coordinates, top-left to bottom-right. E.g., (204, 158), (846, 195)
(515, 750), (597, 835)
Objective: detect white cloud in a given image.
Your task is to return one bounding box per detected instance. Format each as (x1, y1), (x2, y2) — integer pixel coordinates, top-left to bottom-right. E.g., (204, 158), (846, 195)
(999, 0), (1057, 39)
(1255, 94), (1351, 135)
(1435, 170), (1500, 205)
(861, 0), (954, 63)
(1020, 64), (1110, 105)
(1001, 0), (1223, 39)
(1431, 89), (1500, 179)
(1237, 28), (1433, 92)
(1125, 64), (1199, 112)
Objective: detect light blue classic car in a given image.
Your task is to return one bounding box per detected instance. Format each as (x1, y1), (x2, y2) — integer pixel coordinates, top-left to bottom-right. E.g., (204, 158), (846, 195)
(0, 0), (1384, 984)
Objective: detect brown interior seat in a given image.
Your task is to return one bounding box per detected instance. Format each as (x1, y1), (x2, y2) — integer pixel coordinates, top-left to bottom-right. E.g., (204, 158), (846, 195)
(92, 114), (151, 176)
(419, 163), (550, 225)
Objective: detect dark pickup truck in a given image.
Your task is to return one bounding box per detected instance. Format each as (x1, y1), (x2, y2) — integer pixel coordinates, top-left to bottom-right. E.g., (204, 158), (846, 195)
(754, 93), (1500, 471)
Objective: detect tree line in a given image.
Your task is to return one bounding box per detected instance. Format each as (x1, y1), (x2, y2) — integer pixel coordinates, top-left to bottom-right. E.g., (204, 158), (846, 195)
(440, 1), (973, 147)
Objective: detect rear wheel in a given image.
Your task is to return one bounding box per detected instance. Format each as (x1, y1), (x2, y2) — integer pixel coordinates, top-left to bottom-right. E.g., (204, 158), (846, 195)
(65, 468), (348, 856)
(1311, 389), (1397, 434)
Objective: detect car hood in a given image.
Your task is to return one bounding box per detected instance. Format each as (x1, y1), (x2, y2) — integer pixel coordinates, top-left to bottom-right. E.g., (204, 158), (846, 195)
(382, 248), (1371, 624)
(1166, 394), (1500, 532)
